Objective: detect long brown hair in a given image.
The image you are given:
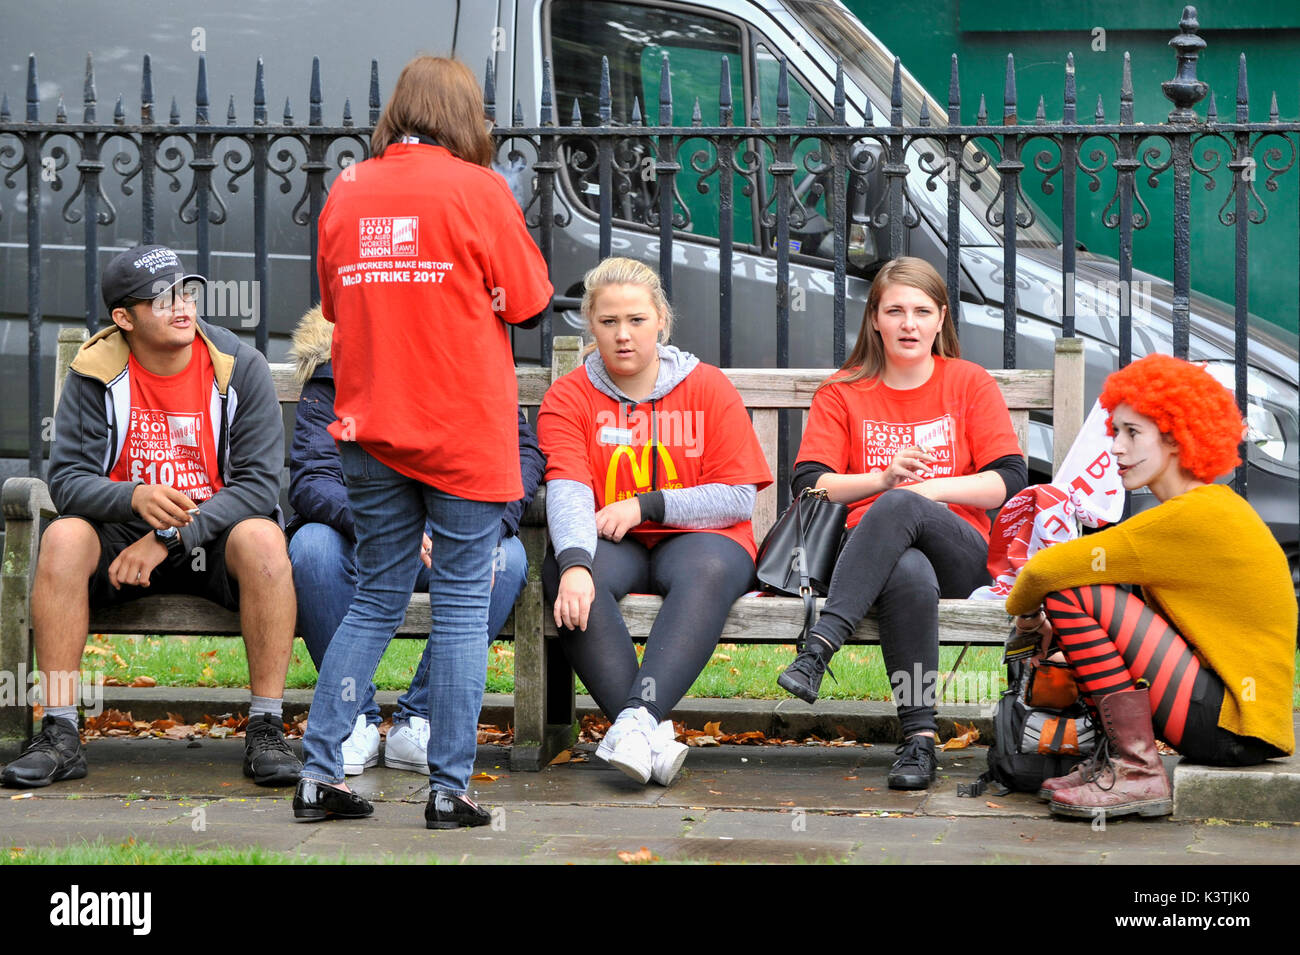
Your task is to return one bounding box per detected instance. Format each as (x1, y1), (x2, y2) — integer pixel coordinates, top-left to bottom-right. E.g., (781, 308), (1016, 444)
(371, 56), (493, 166)
(825, 256), (960, 388)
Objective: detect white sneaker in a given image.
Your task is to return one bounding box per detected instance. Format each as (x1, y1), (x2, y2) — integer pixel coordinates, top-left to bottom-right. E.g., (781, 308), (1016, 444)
(341, 714), (380, 775)
(604, 706), (657, 784)
(384, 716), (430, 773)
(649, 719), (687, 786)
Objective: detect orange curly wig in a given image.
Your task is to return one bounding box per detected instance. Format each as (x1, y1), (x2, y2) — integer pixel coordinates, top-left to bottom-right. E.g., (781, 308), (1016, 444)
(1099, 354), (1245, 483)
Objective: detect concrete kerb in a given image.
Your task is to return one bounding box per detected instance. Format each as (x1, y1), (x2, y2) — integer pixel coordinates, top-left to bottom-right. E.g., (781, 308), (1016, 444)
(62, 688), (1300, 824)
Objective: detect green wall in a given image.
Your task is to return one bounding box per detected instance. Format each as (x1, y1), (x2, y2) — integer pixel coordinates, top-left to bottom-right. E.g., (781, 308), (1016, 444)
(846, 0), (1300, 334)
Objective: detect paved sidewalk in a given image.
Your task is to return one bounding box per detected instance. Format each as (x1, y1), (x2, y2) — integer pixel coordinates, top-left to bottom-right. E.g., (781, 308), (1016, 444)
(2, 736), (1296, 864)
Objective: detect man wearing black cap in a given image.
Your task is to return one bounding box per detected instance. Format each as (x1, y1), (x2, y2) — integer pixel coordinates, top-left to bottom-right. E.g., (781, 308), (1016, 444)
(1, 245), (301, 789)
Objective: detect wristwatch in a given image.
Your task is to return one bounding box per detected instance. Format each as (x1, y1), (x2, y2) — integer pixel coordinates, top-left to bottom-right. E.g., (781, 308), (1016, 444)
(154, 525), (184, 557)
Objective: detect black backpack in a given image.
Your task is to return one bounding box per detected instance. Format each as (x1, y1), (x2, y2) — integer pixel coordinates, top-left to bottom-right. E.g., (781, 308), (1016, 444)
(959, 658), (1096, 797)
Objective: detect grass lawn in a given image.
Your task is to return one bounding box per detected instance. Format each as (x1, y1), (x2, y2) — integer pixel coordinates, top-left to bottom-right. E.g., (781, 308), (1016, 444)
(2, 839), (330, 865)
(76, 633), (1300, 708)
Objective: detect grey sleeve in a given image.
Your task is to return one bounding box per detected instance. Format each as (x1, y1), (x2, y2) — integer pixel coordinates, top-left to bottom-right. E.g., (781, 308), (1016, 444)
(659, 483), (756, 529)
(546, 478), (597, 573)
(48, 374), (139, 522)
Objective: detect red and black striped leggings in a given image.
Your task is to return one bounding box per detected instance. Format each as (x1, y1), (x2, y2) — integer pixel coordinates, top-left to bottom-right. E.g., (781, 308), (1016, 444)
(1043, 585), (1277, 766)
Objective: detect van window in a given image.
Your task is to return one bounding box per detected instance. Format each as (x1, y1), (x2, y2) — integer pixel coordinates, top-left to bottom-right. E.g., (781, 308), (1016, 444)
(548, 0), (755, 244)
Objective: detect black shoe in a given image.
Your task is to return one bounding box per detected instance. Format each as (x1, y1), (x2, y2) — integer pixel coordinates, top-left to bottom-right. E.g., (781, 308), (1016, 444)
(888, 734), (937, 790)
(425, 790), (492, 829)
(777, 647), (831, 704)
(0, 716), (87, 789)
(293, 778), (374, 822)
(242, 714), (302, 787)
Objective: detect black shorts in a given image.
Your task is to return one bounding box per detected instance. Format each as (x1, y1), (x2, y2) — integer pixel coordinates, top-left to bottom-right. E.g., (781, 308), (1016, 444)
(54, 515), (250, 612)
(1178, 670), (1285, 766)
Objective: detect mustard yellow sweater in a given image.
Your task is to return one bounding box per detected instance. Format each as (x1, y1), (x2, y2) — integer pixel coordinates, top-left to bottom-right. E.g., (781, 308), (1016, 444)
(1007, 484), (1296, 754)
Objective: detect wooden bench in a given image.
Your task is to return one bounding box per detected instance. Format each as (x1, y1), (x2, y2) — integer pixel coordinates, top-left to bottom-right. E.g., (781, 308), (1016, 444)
(0, 328), (1084, 769)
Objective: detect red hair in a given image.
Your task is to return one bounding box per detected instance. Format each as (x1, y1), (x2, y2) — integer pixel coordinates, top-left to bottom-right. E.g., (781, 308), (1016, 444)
(1099, 354), (1244, 483)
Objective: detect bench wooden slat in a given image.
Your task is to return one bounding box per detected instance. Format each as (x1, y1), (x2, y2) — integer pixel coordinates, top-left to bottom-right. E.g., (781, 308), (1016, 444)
(751, 408), (779, 542)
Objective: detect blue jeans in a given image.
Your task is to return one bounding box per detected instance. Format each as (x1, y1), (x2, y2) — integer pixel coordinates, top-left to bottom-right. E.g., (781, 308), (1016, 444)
(300, 441), (505, 793)
(290, 524), (527, 726)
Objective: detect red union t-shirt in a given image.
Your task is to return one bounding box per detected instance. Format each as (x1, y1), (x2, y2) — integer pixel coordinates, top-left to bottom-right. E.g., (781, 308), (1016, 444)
(795, 356), (1023, 540)
(539, 362), (774, 557)
(107, 342), (223, 501)
(317, 142), (553, 501)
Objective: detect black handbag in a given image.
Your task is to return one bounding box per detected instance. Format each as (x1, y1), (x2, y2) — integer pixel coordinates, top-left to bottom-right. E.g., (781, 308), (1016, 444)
(755, 487), (848, 654)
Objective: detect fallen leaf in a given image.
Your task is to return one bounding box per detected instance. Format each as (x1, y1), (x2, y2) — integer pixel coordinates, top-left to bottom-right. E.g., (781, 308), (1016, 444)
(778, 800), (796, 806)
(703, 720), (723, 737)
(209, 726), (233, 739)
(616, 846), (658, 864)
(712, 652), (731, 662)
(471, 772), (500, 782)
(985, 801), (1004, 809)
(685, 736), (719, 747)
(83, 645), (112, 657)
(843, 775), (858, 780)
(834, 724), (858, 741)
(200, 650), (219, 659)
(111, 653), (127, 668)
(129, 676), (157, 688)
(940, 722), (980, 751)
(102, 677), (125, 686)
(707, 789), (723, 795)
(548, 749), (573, 766)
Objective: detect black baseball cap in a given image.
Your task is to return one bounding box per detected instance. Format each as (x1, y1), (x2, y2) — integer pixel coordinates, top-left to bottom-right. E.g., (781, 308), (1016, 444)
(101, 244), (206, 311)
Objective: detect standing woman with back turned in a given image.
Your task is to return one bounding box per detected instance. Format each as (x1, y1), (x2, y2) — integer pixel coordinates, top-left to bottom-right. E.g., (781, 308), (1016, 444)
(295, 56), (553, 827)
(776, 256), (1027, 791)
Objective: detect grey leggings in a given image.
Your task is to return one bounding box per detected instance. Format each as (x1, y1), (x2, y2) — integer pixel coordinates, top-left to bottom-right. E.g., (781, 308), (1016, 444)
(542, 532), (755, 722)
(810, 489), (990, 736)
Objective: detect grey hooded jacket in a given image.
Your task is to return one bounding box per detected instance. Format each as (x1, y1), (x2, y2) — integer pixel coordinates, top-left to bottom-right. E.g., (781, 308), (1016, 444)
(48, 319), (283, 553)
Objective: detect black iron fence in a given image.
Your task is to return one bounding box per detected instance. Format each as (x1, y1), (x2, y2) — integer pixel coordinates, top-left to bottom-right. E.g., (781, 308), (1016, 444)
(1, 7), (1296, 527)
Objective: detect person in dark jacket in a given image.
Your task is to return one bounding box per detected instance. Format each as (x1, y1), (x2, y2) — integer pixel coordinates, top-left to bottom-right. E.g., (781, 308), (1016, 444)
(286, 305), (542, 776)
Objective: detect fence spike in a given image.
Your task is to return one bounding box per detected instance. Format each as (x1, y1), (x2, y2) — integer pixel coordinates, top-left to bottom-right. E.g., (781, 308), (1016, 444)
(282, 96), (293, 126)
(599, 56), (611, 125)
(1236, 53), (1248, 122)
(776, 57), (790, 126)
(343, 97), (353, 127)
(947, 54), (959, 126)
(1120, 52), (1133, 125)
(1269, 91), (1279, 123)
(83, 52), (96, 124)
(720, 56), (733, 126)
(169, 96), (181, 125)
(1035, 95), (1045, 125)
(1003, 53), (1016, 123)
(26, 54), (38, 122)
(485, 57), (497, 124)
(630, 95), (642, 126)
(540, 57), (554, 125)
(750, 92), (761, 127)
(254, 58), (266, 126)
(697, 97), (706, 127)
(141, 53), (153, 124)
(114, 93), (124, 125)
(805, 97), (817, 126)
(918, 98), (930, 126)
(571, 97), (582, 127)
(1095, 93), (1105, 124)
(835, 58), (846, 125)
(56, 96), (67, 123)
(863, 95), (873, 126)
(226, 93), (236, 125)
(195, 54), (209, 124)
(1, 93), (9, 123)
(890, 57), (902, 126)
(310, 57), (322, 126)
(369, 60), (380, 126)
(976, 93), (987, 126)
(1206, 90), (1218, 123)
(513, 98), (524, 127)
(659, 53), (673, 125)
(1162, 5), (1209, 122)
(1064, 52), (1075, 124)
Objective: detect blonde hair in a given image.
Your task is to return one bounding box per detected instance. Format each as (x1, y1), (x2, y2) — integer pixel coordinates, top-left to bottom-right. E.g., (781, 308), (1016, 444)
(580, 257), (674, 355)
(827, 256), (960, 388)
(371, 56), (493, 166)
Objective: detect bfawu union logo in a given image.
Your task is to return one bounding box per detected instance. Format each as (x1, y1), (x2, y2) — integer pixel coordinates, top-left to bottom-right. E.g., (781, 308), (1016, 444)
(359, 216), (419, 257)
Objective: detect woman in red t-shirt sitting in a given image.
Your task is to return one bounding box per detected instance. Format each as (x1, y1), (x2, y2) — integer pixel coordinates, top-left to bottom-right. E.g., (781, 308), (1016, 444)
(776, 256), (1027, 790)
(539, 257), (772, 786)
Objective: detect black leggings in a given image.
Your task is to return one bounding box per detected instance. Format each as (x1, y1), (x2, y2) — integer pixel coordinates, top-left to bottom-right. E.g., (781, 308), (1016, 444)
(542, 532), (755, 722)
(810, 490), (990, 736)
